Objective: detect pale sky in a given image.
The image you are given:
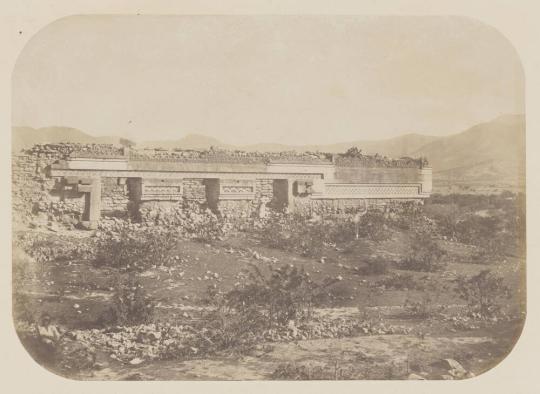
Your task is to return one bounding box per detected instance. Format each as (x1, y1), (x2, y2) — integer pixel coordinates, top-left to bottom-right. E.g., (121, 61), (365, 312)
(12, 15), (524, 145)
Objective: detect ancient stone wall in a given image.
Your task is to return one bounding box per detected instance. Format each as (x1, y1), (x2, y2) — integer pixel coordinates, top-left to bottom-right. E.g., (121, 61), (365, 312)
(334, 166), (421, 183)
(183, 178), (206, 201)
(217, 178), (274, 218)
(255, 179), (274, 200)
(291, 196), (421, 216)
(138, 200), (183, 224)
(101, 177), (130, 217)
(11, 151), (78, 225)
(12, 147), (128, 227)
(291, 197), (364, 216)
(13, 143), (431, 228)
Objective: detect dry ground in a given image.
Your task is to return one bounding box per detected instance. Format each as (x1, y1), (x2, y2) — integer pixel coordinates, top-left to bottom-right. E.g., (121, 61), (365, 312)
(12, 223), (526, 380)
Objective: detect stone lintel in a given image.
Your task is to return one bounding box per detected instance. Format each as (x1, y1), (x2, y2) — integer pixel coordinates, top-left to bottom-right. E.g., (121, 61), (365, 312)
(50, 169), (324, 181)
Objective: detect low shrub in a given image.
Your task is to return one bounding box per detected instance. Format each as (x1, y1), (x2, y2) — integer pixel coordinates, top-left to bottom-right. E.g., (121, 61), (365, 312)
(225, 264), (337, 325)
(454, 270), (510, 319)
(190, 264), (338, 355)
(94, 228), (178, 271)
(256, 210), (392, 259)
(180, 304), (265, 356)
(99, 273), (155, 326)
(397, 231), (447, 272)
(387, 201), (424, 231)
(356, 211), (391, 242)
(187, 209), (231, 242)
(255, 215), (328, 258)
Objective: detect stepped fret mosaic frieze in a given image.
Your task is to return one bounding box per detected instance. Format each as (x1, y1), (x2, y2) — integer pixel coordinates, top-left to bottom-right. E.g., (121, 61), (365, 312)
(141, 179), (183, 201)
(219, 180), (255, 200)
(321, 183), (422, 198)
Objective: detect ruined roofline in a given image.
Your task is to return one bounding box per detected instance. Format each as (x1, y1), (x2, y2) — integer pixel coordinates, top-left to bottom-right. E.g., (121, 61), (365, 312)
(21, 142), (429, 169)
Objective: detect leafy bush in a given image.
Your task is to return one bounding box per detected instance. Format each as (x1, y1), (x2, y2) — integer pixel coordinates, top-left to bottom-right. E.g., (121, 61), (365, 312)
(398, 231), (447, 272)
(225, 264), (337, 325)
(255, 215), (328, 258)
(190, 264), (338, 355)
(326, 220), (358, 244)
(454, 270), (510, 318)
(256, 211), (391, 259)
(100, 273), (155, 326)
(187, 209), (231, 242)
(181, 301), (265, 356)
(356, 211), (391, 242)
(387, 201), (424, 231)
(94, 228), (178, 271)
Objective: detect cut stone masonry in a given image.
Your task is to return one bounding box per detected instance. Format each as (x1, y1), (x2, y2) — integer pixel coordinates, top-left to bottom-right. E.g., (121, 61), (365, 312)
(12, 144), (432, 227)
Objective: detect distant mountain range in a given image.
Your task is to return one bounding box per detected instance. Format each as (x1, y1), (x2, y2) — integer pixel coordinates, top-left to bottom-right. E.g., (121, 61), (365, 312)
(12, 114), (525, 188)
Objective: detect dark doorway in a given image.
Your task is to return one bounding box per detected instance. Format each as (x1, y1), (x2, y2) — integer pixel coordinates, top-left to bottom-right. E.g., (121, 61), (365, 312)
(204, 179), (220, 212)
(272, 179), (289, 210)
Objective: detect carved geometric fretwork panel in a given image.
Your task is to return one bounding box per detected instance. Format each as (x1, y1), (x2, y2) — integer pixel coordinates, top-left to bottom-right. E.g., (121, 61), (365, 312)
(219, 180), (255, 200)
(320, 183), (422, 199)
(141, 179), (183, 201)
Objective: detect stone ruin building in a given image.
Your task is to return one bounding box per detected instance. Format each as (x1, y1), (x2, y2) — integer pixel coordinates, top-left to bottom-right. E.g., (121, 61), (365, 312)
(12, 143), (432, 229)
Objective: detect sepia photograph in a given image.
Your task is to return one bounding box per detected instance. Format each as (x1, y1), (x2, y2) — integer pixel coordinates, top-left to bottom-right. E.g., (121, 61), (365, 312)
(10, 15), (526, 381)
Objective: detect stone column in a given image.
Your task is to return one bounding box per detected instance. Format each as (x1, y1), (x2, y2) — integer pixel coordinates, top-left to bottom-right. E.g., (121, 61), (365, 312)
(287, 179), (295, 212)
(78, 177), (101, 229)
(419, 166), (432, 195)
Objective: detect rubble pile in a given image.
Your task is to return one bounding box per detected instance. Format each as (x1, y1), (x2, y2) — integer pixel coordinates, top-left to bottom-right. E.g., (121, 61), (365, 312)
(263, 316), (412, 342)
(70, 323), (197, 362)
(105, 205), (234, 240)
(130, 147), (332, 164)
(15, 312), (413, 366)
(14, 231), (96, 263)
(337, 147), (428, 168)
(17, 142), (427, 168)
(36, 200), (85, 228)
(23, 143), (125, 159)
